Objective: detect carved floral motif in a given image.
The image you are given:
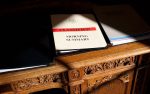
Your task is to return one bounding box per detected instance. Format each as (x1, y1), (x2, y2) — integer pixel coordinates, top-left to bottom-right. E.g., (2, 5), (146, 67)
(12, 73), (62, 91)
(84, 57), (134, 75)
(71, 85), (81, 94)
(88, 75), (113, 88)
(100, 75), (113, 84)
(119, 74), (129, 83)
(69, 70), (80, 81)
(12, 79), (33, 90)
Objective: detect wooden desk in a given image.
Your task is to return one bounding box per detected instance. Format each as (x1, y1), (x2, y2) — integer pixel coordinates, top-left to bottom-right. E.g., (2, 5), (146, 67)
(0, 40), (150, 94)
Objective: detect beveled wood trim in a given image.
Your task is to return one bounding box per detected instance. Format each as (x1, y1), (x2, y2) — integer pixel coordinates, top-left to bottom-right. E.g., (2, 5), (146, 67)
(56, 41), (150, 68)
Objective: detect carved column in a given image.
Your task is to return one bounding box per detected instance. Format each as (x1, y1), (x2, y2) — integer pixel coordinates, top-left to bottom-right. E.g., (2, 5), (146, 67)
(68, 68), (84, 94)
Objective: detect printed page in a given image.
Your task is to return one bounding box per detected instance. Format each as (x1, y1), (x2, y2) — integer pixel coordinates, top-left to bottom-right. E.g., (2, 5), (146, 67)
(51, 14), (107, 50)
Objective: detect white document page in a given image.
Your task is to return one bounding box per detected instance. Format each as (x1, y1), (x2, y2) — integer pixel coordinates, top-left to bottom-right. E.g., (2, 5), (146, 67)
(51, 14), (107, 50)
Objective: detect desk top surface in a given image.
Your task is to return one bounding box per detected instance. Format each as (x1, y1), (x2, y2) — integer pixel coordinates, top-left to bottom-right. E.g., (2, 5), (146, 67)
(0, 39), (150, 85)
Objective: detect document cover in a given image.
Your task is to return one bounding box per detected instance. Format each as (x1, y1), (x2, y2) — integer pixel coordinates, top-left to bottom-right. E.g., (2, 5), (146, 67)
(51, 13), (108, 54)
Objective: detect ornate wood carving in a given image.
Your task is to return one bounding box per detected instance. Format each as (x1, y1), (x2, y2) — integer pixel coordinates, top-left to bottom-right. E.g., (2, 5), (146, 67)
(88, 75), (114, 88)
(84, 57), (134, 75)
(100, 75), (113, 84)
(119, 74), (130, 83)
(87, 72), (131, 93)
(70, 85), (81, 94)
(68, 69), (83, 82)
(12, 73), (62, 91)
(12, 78), (33, 91)
(70, 70), (80, 80)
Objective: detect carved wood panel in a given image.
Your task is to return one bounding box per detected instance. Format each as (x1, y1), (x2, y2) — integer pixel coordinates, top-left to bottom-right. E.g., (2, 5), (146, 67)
(93, 79), (126, 94)
(10, 56), (135, 94)
(68, 56), (135, 94)
(84, 57), (135, 75)
(86, 71), (134, 94)
(11, 73), (63, 92)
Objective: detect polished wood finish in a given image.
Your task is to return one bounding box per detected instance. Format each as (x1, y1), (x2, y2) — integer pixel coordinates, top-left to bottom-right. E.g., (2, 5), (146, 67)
(0, 39), (150, 94)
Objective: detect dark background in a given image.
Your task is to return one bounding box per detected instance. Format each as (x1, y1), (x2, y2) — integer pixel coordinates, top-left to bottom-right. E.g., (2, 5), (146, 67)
(0, 0), (149, 25)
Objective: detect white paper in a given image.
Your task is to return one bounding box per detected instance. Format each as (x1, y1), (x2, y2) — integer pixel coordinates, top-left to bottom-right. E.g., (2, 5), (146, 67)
(51, 14), (107, 51)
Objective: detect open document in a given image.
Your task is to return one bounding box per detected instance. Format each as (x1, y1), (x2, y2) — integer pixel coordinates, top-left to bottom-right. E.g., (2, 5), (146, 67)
(51, 13), (108, 54)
